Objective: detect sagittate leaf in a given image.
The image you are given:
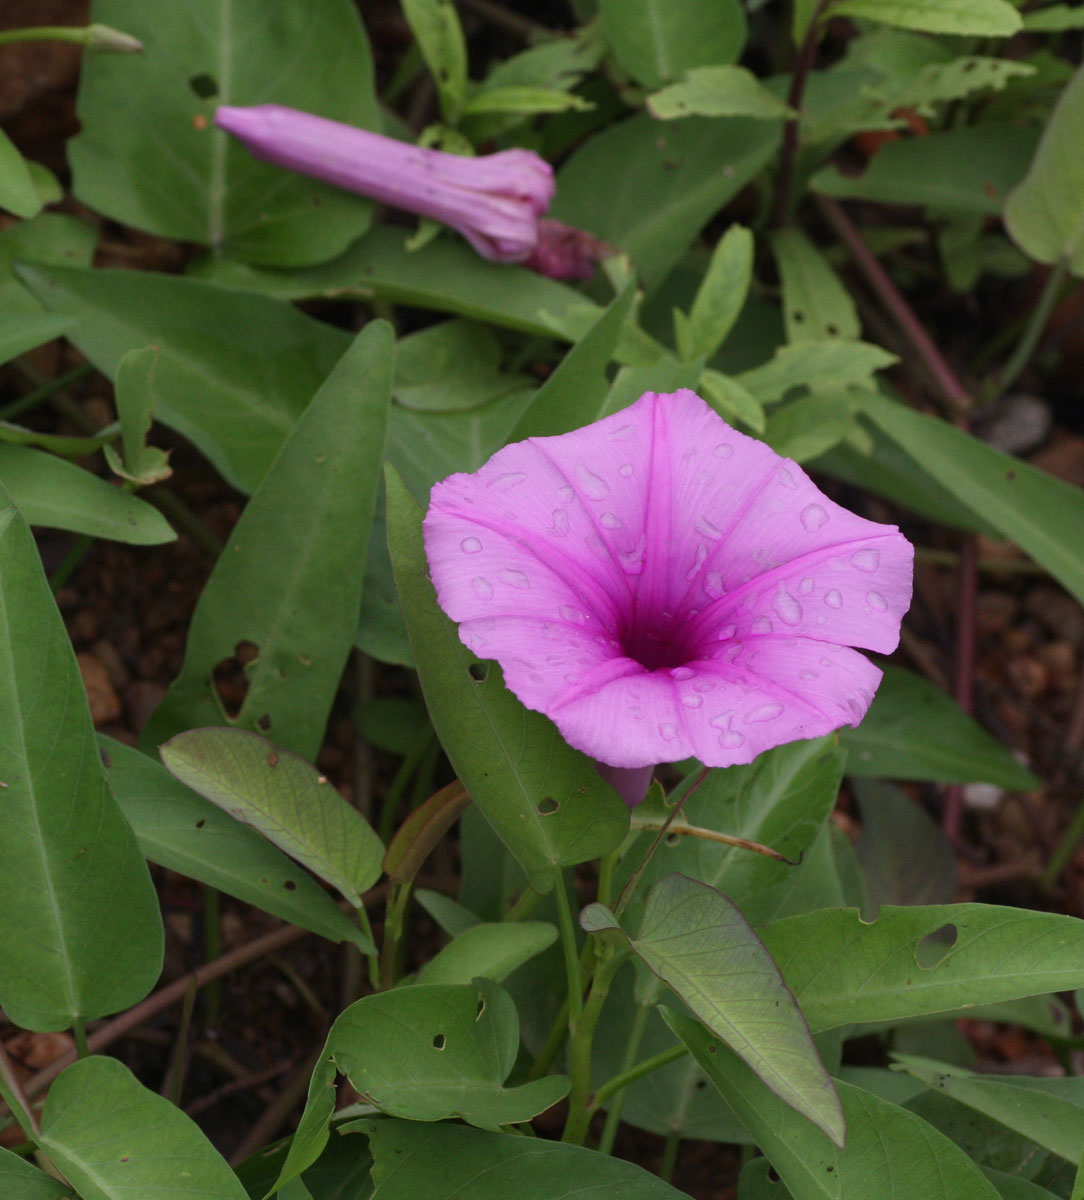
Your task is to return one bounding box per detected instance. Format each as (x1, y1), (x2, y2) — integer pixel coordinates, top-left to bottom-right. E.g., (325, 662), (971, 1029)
(599, 0), (746, 88)
(18, 264), (351, 494)
(675, 224), (754, 363)
(770, 227), (860, 345)
(101, 737), (374, 951)
(160, 728), (384, 908)
(827, 0), (1022, 37)
(0, 488), (163, 1032)
(385, 467), (629, 894)
(142, 321), (393, 760)
(860, 392), (1084, 608)
(1005, 64), (1084, 276)
(762, 903), (1084, 1032)
(70, 0), (376, 266)
(0, 445), (175, 545)
(38, 1057), (248, 1200)
(583, 874), (844, 1146)
(359, 1117), (690, 1199)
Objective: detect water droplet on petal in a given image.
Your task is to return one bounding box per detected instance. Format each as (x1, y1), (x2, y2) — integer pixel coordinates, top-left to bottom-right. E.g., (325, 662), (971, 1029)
(489, 471), (526, 491)
(560, 604), (587, 625)
(618, 535), (646, 575)
(778, 468), (798, 489)
(801, 503), (828, 531)
(799, 669), (818, 680)
(717, 641), (743, 663)
(549, 509), (569, 537)
(659, 722), (678, 741)
(471, 576), (493, 600)
(686, 542), (709, 581)
(824, 589), (843, 609)
(747, 702), (783, 723)
(820, 656), (833, 667)
(670, 666), (695, 681)
(798, 577), (814, 595)
(499, 568), (530, 589)
(695, 515), (723, 540)
(704, 572), (726, 599)
(607, 424), (633, 441)
(851, 548), (880, 571)
(461, 536), (482, 554)
(682, 694), (703, 708)
(866, 590), (887, 612)
(619, 463), (634, 477)
(721, 624), (737, 640)
(577, 465), (609, 500)
(600, 512), (622, 530)
(752, 616), (772, 634)
(772, 588), (802, 626)
(557, 485), (574, 503)
(713, 443), (734, 459)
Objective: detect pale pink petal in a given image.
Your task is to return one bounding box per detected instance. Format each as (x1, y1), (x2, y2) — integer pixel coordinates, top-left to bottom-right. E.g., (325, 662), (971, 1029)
(423, 388), (914, 777)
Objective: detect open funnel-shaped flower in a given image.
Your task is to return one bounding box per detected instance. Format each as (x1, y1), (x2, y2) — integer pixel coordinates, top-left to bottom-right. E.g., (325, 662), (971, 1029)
(424, 390), (913, 770)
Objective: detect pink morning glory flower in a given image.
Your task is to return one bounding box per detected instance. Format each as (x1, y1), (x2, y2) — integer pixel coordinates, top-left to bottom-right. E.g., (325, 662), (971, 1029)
(424, 389), (913, 777)
(215, 105), (601, 276)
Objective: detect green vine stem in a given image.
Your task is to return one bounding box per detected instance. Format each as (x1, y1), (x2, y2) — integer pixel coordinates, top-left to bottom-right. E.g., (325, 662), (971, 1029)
(985, 257), (1071, 403)
(0, 24), (142, 52)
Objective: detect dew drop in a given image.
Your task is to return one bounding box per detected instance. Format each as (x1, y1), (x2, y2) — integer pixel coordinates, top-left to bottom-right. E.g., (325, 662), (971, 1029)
(713, 443), (734, 459)
(560, 604), (587, 625)
(460, 536), (482, 554)
(799, 669), (819, 681)
(694, 681), (715, 693)
(549, 509), (569, 537)
(695, 515), (723, 540)
(717, 641), (743, 663)
(778, 468), (798, 489)
(747, 702), (783, 723)
(704, 572), (726, 599)
(798, 577), (814, 595)
(772, 588), (802, 626)
(489, 471), (526, 491)
(659, 722), (678, 741)
(577, 465), (609, 500)
(866, 590), (887, 612)
(719, 730), (745, 748)
(471, 576), (493, 600)
(600, 512), (623, 530)
(820, 656), (833, 667)
(721, 624), (737, 640)
(682, 694), (703, 709)
(824, 589), (843, 609)
(686, 542), (709, 581)
(851, 548), (880, 571)
(618, 535), (646, 575)
(670, 666), (695, 681)
(557, 485), (575, 503)
(801, 503), (828, 531)
(607, 423), (633, 441)
(499, 568), (530, 589)
(619, 463), (634, 477)
(752, 616), (773, 635)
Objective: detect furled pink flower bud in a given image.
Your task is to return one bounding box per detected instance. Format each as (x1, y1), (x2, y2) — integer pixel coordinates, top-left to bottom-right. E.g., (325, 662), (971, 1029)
(424, 390), (914, 796)
(215, 104), (556, 265)
(524, 219), (614, 281)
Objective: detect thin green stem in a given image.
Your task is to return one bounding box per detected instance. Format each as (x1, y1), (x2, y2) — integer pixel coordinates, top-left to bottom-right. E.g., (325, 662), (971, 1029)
(378, 881), (412, 990)
(72, 1019), (89, 1060)
(377, 725), (436, 844)
(659, 1131), (681, 1183)
(561, 945), (628, 1145)
(595, 999), (653, 1153)
(502, 887), (542, 922)
(985, 258), (1071, 403)
(596, 851), (618, 909)
(592, 1042), (690, 1124)
(165, 982), (197, 1106)
(0, 364), (94, 422)
(48, 535), (93, 594)
(527, 995), (571, 1081)
(0, 25), (94, 45)
(354, 904), (381, 991)
(552, 867), (584, 1022)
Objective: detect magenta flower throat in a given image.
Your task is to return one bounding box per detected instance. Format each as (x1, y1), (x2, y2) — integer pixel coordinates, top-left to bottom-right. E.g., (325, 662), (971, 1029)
(424, 390), (913, 770)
